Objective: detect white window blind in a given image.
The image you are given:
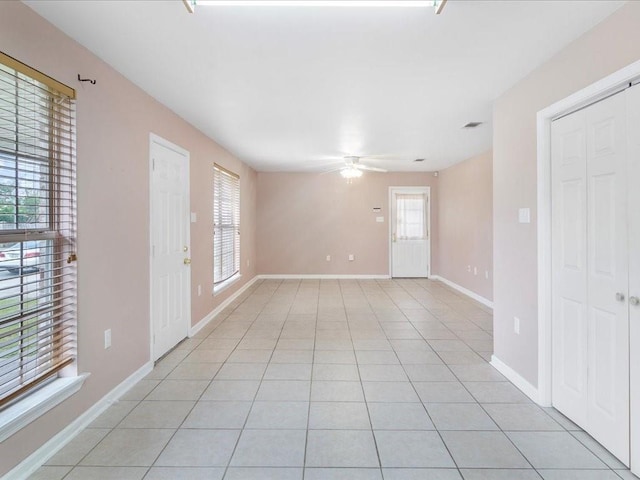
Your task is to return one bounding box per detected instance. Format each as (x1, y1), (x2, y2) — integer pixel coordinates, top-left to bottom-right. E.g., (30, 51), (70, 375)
(0, 52), (77, 408)
(396, 193), (426, 240)
(213, 164), (239, 285)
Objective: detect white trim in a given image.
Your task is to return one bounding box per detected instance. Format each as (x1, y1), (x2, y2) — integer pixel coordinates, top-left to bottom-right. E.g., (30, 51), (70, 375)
(257, 274), (391, 280)
(388, 186), (431, 278)
(213, 272), (242, 295)
(3, 361), (153, 480)
(0, 374), (88, 444)
(430, 275), (493, 309)
(491, 355), (540, 404)
(149, 133), (191, 362)
(536, 58), (640, 409)
(190, 275), (260, 337)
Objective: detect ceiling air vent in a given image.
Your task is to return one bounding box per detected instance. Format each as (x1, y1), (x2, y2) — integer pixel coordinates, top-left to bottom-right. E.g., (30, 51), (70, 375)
(463, 121), (483, 129)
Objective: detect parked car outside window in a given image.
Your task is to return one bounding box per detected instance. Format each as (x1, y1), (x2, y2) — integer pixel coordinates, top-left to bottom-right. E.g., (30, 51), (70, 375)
(0, 241), (41, 275)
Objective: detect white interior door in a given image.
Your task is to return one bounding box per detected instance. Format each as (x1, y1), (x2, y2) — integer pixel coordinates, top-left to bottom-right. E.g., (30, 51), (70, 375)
(551, 107), (589, 427)
(150, 135), (191, 361)
(627, 82), (640, 476)
(551, 91), (630, 465)
(585, 91), (629, 466)
(390, 187), (430, 278)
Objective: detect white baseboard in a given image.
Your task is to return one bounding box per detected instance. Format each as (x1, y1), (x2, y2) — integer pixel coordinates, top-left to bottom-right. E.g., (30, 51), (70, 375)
(0, 374), (88, 444)
(4, 361), (153, 480)
(430, 275), (493, 309)
(257, 274), (391, 280)
(189, 275), (260, 337)
(491, 355), (540, 404)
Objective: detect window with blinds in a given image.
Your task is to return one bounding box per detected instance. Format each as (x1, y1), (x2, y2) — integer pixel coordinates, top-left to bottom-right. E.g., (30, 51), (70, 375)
(396, 193), (426, 240)
(213, 164), (240, 286)
(0, 52), (77, 409)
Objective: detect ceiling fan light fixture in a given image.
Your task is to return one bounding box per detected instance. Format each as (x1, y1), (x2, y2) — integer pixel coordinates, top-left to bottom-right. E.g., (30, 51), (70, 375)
(340, 167), (363, 179)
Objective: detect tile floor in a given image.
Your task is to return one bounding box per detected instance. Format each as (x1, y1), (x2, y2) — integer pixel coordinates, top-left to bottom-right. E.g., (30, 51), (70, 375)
(29, 279), (636, 480)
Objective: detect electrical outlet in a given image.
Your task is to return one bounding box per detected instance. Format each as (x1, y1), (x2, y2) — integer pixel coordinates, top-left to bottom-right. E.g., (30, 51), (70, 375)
(326, 255), (331, 261)
(467, 265), (471, 272)
(197, 284), (202, 296)
(473, 267), (477, 276)
(246, 259), (250, 267)
(348, 254), (355, 261)
(514, 317), (520, 335)
(485, 270), (489, 279)
(104, 329), (112, 349)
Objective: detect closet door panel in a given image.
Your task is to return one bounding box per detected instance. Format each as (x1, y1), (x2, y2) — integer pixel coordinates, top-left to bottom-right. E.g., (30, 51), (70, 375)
(627, 83), (640, 475)
(551, 110), (588, 426)
(585, 92), (629, 465)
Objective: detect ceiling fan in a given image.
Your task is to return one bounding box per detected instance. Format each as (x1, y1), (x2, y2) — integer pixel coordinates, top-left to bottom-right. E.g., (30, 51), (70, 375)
(337, 156), (388, 178)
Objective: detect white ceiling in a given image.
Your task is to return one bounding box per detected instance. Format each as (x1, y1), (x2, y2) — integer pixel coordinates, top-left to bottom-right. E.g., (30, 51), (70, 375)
(25, 0), (624, 172)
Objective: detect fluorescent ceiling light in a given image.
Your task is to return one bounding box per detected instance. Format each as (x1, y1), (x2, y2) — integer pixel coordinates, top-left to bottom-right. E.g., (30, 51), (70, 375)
(188, 1), (445, 9)
(183, 0), (196, 13)
(340, 167), (363, 179)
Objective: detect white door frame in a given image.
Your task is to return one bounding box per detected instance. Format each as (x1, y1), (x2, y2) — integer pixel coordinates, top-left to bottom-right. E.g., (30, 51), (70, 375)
(149, 133), (191, 362)
(388, 186), (431, 278)
(536, 59), (640, 470)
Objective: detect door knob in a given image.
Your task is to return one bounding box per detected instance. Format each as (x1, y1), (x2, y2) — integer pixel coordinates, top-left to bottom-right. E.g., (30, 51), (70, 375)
(392, 233), (397, 243)
(615, 292), (625, 302)
(183, 246), (189, 252)
(184, 258), (191, 265)
(631, 296), (640, 306)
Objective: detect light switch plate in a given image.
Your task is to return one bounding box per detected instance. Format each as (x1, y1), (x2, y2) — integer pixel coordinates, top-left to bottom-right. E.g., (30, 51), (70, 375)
(518, 208), (530, 224)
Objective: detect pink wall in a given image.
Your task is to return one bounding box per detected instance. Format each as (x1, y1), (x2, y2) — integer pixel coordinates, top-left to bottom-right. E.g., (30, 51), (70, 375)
(437, 151), (493, 301)
(191, 162), (257, 321)
(493, 2), (640, 386)
(0, 2), (256, 475)
(256, 172), (438, 276)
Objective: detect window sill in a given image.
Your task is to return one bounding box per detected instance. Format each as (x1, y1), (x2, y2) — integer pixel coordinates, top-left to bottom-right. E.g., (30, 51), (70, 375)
(0, 373), (89, 443)
(214, 273), (242, 295)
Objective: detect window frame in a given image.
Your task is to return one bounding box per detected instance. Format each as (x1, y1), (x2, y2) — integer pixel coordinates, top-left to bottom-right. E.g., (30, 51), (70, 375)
(0, 51), (78, 418)
(213, 164), (240, 291)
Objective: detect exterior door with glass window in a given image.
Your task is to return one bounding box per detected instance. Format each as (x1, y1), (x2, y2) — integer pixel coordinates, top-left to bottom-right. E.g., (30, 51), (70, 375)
(390, 187), (430, 278)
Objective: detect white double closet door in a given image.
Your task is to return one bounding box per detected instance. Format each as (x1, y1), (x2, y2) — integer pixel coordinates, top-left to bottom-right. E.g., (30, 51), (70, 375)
(551, 84), (640, 467)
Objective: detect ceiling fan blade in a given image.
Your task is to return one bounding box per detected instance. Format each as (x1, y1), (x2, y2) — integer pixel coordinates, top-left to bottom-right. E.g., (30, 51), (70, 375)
(357, 164), (387, 172)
